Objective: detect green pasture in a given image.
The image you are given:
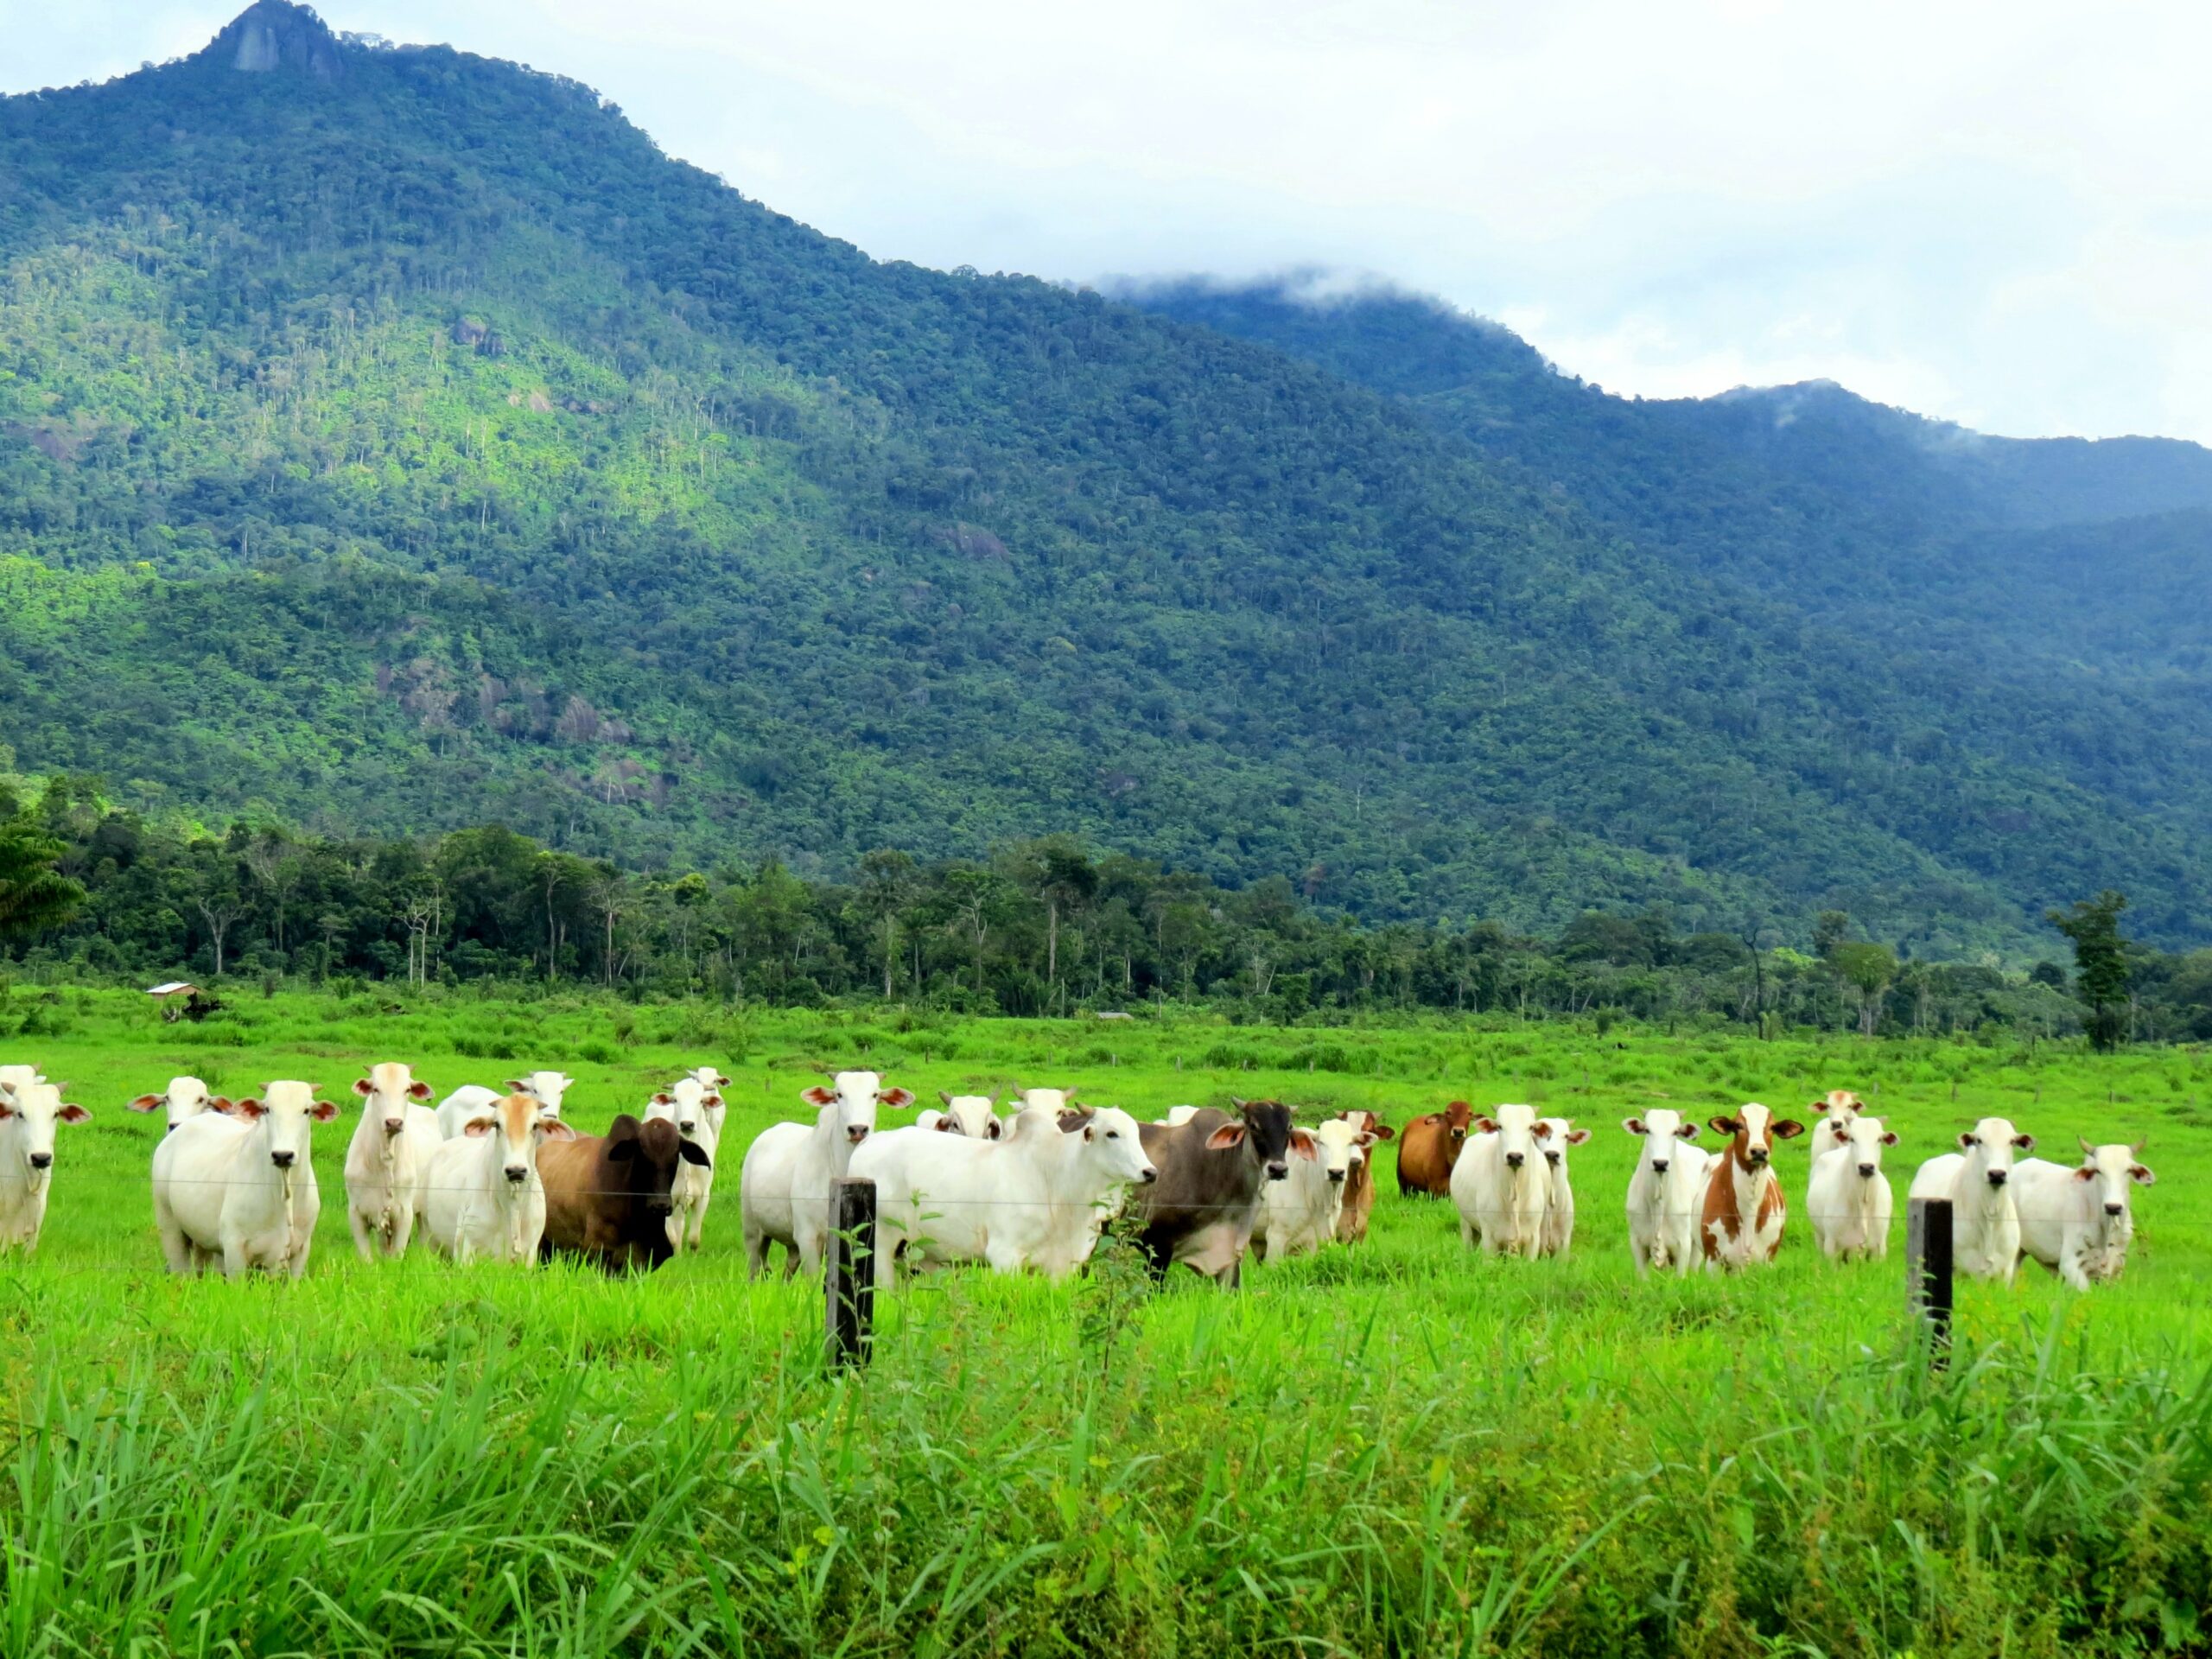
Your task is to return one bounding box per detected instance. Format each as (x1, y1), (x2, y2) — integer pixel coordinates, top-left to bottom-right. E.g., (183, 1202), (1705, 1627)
(3, 988), (2210, 1656)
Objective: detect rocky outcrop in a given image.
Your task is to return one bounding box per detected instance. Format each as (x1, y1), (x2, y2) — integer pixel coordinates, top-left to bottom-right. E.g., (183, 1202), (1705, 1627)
(218, 2), (346, 79)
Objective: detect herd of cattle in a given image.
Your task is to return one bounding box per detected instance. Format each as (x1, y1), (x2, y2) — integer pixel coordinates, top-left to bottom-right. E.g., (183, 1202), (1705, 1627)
(0, 1065), (2158, 1294)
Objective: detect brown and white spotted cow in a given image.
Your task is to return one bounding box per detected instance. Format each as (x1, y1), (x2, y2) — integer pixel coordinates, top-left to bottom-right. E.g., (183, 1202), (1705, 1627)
(1699, 1103), (1805, 1270)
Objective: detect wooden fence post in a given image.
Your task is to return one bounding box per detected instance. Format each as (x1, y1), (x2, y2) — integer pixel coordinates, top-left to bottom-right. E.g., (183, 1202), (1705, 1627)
(826, 1176), (876, 1370)
(1905, 1196), (1953, 1372)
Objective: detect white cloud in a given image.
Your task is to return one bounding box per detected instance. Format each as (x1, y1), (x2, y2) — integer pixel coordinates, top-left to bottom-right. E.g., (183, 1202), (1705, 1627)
(7, 0), (2209, 441)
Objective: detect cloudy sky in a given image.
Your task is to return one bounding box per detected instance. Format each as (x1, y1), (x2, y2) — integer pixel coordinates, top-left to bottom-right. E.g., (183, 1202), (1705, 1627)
(12, 0), (2210, 442)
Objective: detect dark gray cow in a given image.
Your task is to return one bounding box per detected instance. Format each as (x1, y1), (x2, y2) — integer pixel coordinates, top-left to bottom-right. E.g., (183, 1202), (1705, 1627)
(1134, 1099), (1313, 1287)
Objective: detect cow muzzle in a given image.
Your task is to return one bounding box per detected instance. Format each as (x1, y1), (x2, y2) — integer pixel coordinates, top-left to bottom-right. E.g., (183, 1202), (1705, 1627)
(1649, 1160), (1669, 1174)
(1746, 1149), (1769, 1168)
(505, 1165), (528, 1184)
(270, 1150), (296, 1169)
(1138, 1167), (1158, 1184)
(1265, 1161), (1289, 1180)
(28, 1152), (53, 1170)
(1986, 1169), (2008, 1187)
(1857, 1162), (1877, 1179)
(1544, 1152), (1561, 1167)
(846, 1126), (869, 1144)
(2104, 1202), (2125, 1217)
(1327, 1168), (1346, 1184)
(1504, 1152), (1524, 1169)
(385, 1117), (405, 1135)
(679, 1122), (696, 1135)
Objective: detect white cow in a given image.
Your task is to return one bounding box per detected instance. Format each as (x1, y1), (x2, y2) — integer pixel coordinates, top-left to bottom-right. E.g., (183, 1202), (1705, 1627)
(0, 1077), (90, 1254)
(435, 1071), (574, 1140)
(1622, 1109), (1711, 1277)
(644, 1076), (724, 1253)
(127, 1075), (228, 1135)
(1252, 1118), (1371, 1262)
(914, 1091), (1004, 1139)
(852, 1103), (1156, 1287)
(152, 1081), (336, 1278)
(2014, 1139), (2156, 1289)
(1452, 1103), (1553, 1258)
(1909, 1116), (2035, 1285)
(740, 1071), (912, 1277)
(1535, 1116), (1592, 1257)
(342, 1062), (442, 1261)
(422, 1092), (574, 1264)
(1807, 1112), (1897, 1262)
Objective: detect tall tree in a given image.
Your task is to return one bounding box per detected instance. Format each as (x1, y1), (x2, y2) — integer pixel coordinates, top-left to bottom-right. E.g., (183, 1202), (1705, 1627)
(2049, 891), (2131, 1052)
(0, 818), (86, 939)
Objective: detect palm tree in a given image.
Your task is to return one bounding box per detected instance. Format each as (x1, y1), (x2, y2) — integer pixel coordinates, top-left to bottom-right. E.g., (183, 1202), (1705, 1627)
(0, 820), (85, 939)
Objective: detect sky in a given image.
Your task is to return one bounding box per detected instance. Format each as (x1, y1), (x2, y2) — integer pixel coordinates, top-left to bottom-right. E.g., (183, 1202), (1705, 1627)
(9, 0), (2210, 443)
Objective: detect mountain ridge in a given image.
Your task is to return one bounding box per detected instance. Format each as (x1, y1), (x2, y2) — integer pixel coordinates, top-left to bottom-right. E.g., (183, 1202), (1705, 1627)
(0, 7), (2207, 952)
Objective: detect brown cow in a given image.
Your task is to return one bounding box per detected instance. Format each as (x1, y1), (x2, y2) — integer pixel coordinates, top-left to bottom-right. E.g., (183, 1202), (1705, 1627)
(537, 1113), (709, 1274)
(1332, 1109), (1395, 1242)
(1698, 1102), (1804, 1269)
(1134, 1099), (1313, 1287)
(1395, 1101), (1475, 1198)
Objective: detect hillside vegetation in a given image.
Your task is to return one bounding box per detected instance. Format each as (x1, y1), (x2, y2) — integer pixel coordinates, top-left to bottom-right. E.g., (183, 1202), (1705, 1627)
(0, 3), (2209, 951)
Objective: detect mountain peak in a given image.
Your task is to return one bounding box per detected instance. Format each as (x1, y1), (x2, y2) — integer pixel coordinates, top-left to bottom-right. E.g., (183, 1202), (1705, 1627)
(213, 1), (345, 79)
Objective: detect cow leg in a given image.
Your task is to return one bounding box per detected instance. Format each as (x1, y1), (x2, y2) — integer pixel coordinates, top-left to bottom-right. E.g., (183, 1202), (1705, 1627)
(155, 1201), (194, 1275)
(348, 1206), (377, 1263)
(687, 1198), (709, 1252)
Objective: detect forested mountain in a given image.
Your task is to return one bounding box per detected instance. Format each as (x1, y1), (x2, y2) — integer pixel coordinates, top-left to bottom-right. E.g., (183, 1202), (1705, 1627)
(1, 3), (2208, 955)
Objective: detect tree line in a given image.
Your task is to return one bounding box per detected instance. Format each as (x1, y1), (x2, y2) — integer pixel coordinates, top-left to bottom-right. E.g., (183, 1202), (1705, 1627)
(3, 779), (2208, 1043)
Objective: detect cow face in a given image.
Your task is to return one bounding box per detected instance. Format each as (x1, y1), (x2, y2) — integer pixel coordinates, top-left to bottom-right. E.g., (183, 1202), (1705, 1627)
(1622, 1109), (1699, 1175)
(128, 1074), (226, 1135)
(647, 1077), (719, 1142)
(1537, 1116), (1592, 1170)
(1071, 1105), (1157, 1185)
(1209, 1098), (1315, 1181)
(1707, 1103), (1803, 1172)
(1839, 1114), (1897, 1179)
(1336, 1109), (1394, 1143)
(465, 1092), (575, 1185)
(0, 1080), (89, 1177)
(505, 1071), (575, 1122)
(609, 1115), (709, 1215)
(802, 1070), (912, 1146)
(1439, 1100), (1476, 1145)
(1812, 1090), (1865, 1152)
(353, 1061), (433, 1135)
(935, 1092), (1003, 1138)
(1310, 1118), (1369, 1185)
(231, 1080), (339, 1170)
(1957, 1116), (2032, 1186)
(2075, 1138), (2154, 1218)
(1475, 1103), (1545, 1172)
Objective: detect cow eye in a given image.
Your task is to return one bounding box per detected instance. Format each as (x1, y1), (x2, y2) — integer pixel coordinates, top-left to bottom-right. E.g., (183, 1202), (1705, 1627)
(1105, 1129), (1118, 1139)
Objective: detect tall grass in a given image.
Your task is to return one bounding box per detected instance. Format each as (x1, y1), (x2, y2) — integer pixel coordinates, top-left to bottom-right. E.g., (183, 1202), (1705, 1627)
(1, 988), (2209, 1653)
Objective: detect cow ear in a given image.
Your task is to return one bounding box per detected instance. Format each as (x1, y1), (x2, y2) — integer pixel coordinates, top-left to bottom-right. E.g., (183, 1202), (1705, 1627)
(505, 1078), (528, 1094)
(715, 1074), (730, 1088)
(2130, 1164), (2156, 1185)
(1708, 1116), (1738, 1138)
(538, 1120), (577, 1140)
(58, 1103), (91, 1123)
(1622, 1117), (1648, 1135)
(2073, 1164), (2097, 1182)
(1771, 1120), (1804, 1140)
(408, 1080), (433, 1100)
(1531, 1121), (1553, 1141)
(1957, 1130), (1977, 1149)
(464, 1116), (497, 1137)
(1566, 1128), (1591, 1146)
(1472, 1117), (1497, 1135)
(702, 1095), (723, 1110)
(935, 1117), (962, 1132)
(984, 1118), (1002, 1140)
(0, 1096), (16, 1120)
(1289, 1128), (1318, 1160)
(1371, 1122), (1394, 1140)
(1880, 1130), (1898, 1147)
(1058, 1109), (1090, 1134)
(679, 1140), (712, 1167)
(607, 1136), (639, 1161)
(1204, 1123), (1246, 1150)
(209, 1096), (237, 1115)
(128, 1094), (163, 1112)
(2012, 1133), (2036, 1151)
(353, 1077), (374, 1096)
(232, 1098), (266, 1121)
(880, 1087), (914, 1109)
(802, 1086), (836, 1107)
(1676, 1122), (1700, 1138)
(652, 1093), (674, 1105)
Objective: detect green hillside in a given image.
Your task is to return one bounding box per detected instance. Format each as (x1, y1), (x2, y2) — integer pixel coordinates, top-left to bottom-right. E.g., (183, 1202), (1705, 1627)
(1, 3), (2208, 950)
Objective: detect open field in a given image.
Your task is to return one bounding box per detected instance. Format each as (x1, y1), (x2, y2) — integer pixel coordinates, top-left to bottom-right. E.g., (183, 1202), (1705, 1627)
(3, 987), (2211, 1655)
